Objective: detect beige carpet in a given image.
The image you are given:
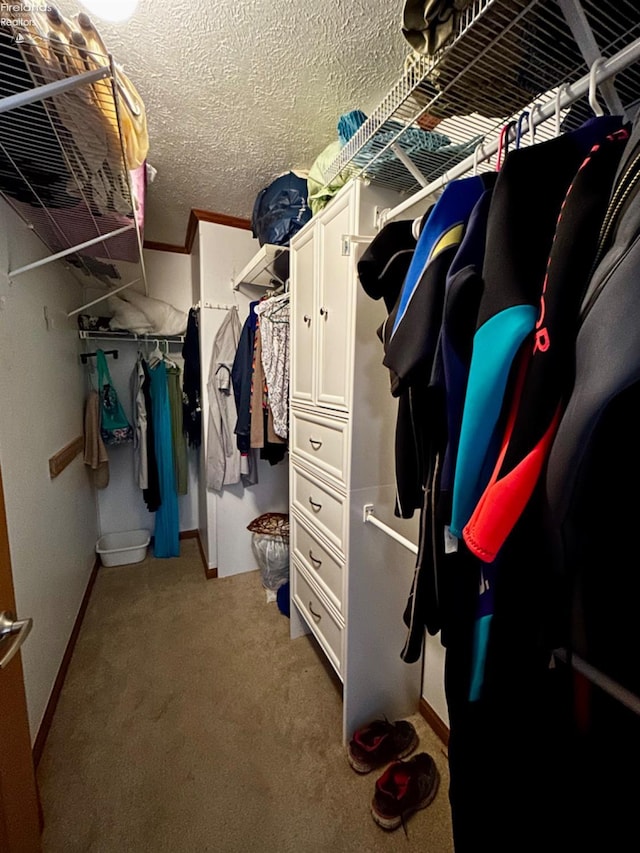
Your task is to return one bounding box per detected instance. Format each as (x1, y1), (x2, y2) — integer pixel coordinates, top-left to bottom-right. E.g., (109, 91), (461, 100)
(37, 539), (454, 852)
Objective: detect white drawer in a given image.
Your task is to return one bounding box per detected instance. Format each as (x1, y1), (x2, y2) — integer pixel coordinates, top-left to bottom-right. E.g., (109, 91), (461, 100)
(291, 464), (347, 554)
(293, 562), (343, 678)
(291, 410), (348, 486)
(291, 513), (343, 612)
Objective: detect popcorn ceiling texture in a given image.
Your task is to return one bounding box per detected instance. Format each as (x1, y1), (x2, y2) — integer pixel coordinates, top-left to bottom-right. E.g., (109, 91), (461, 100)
(56, 0), (408, 245)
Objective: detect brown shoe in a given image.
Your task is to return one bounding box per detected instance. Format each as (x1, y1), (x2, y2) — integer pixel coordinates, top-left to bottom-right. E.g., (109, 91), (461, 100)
(347, 718), (418, 774)
(371, 752), (440, 832)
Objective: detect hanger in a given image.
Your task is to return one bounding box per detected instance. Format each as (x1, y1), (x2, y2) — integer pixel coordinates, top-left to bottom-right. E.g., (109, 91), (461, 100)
(147, 339), (163, 368)
(496, 121), (516, 171)
(529, 102), (542, 144)
(161, 339), (178, 369)
(473, 141), (485, 176)
(555, 82), (570, 137)
(589, 57), (605, 117)
(515, 111), (529, 149)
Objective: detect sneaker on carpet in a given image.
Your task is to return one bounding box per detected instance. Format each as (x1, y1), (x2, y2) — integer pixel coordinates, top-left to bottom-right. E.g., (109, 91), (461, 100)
(347, 718), (419, 774)
(371, 751), (440, 832)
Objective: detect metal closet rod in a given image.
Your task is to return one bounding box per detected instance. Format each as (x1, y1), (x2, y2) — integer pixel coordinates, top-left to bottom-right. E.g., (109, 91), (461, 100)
(362, 504), (419, 556)
(381, 33), (640, 224)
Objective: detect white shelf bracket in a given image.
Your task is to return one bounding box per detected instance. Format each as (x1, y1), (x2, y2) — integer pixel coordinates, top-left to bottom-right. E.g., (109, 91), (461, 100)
(341, 235), (375, 256)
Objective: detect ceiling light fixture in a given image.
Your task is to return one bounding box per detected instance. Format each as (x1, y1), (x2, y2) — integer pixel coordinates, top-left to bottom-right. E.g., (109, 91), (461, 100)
(80, 0), (140, 23)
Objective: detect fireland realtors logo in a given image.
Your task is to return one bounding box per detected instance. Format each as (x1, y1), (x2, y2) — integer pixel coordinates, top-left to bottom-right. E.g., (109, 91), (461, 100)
(2, 2), (52, 31)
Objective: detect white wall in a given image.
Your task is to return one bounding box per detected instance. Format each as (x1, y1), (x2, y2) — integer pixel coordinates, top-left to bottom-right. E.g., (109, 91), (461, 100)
(423, 633), (449, 727)
(197, 222), (289, 576)
(0, 201), (97, 740)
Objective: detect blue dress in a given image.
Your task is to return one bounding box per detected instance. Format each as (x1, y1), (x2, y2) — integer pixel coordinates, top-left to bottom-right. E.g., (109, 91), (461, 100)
(150, 360), (180, 557)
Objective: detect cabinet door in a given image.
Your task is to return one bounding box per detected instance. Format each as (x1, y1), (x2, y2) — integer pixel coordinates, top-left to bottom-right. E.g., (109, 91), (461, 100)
(290, 224), (316, 405)
(316, 192), (354, 412)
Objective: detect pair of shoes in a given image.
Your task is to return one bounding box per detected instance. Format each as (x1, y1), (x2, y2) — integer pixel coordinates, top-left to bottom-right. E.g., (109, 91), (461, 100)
(347, 718), (419, 774)
(371, 751), (440, 832)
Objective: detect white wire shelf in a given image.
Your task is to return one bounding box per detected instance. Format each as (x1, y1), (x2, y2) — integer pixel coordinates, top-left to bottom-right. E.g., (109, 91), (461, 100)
(78, 330), (185, 344)
(323, 0), (640, 197)
(0, 24), (148, 295)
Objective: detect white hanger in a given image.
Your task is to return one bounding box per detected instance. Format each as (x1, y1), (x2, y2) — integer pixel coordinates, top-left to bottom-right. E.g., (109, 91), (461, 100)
(589, 58), (605, 117)
(529, 102), (542, 144)
(554, 82), (570, 137)
(147, 339), (163, 368)
(473, 141), (484, 176)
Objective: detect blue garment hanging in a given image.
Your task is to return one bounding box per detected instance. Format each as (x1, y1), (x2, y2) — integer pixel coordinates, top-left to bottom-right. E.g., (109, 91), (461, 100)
(149, 359), (180, 558)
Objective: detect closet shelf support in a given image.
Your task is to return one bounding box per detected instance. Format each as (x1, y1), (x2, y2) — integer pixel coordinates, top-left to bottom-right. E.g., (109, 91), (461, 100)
(379, 33), (640, 225)
(362, 504), (419, 556)
(557, 0), (625, 117)
(9, 224), (135, 279)
(0, 65), (110, 115)
(67, 278), (141, 318)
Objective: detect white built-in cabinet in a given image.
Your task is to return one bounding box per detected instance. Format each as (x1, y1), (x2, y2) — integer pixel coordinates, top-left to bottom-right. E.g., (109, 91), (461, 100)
(289, 179), (422, 744)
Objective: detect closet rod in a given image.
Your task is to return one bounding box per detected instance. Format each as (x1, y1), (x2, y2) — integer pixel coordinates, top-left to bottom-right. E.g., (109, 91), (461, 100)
(553, 648), (640, 718)
(362, 504), (419, 556)
(380, 33), (640, 225)
(80, 349), (118, 365)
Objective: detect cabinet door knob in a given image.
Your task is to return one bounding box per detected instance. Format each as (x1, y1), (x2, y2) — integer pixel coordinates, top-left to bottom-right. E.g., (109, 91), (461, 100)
(309, 550), (322, 568)
(308, 602), (322, 622)
(319, 307), (328, 318)
(308, 497), (322, 512)
(309, 438), (323, 450)
(303, 314), (311, 324)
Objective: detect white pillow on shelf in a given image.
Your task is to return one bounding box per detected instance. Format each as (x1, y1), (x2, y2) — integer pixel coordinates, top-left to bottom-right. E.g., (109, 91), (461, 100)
(119, 289), (188, 336)
(106, 295), (154, 334)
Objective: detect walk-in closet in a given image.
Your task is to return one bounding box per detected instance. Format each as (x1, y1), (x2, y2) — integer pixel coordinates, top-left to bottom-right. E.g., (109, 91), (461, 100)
(1, 1), (640, 851)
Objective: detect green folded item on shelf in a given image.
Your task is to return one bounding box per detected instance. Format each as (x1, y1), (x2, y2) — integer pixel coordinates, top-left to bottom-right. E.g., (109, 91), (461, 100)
(307, 140), (347, 216)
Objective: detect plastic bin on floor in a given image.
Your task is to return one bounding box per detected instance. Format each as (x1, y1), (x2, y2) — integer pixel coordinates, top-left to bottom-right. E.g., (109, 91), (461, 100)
(96, 529), (150, 567)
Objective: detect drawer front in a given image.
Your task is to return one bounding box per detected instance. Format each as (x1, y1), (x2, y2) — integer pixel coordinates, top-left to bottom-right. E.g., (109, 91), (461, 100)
(291, 410), (348, 487)
(293, 562), (343, 677)
(291, 514), (343, 612)
(291, 465), (347, 553)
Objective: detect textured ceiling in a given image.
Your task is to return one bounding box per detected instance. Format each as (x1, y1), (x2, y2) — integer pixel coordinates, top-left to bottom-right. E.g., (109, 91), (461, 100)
(54, 0), (409, 246)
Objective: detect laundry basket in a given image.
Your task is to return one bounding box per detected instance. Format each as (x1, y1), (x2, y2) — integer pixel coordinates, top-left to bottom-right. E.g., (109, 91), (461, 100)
(96, 529), (150, 567)
(247, 513), (289, 591)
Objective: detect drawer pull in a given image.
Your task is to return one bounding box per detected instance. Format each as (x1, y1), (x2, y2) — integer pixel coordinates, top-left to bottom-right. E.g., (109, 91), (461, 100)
(308, 550), (322, 568)
(308, 497), (322, 512)
(308, 602), (322, 622)
(309, 437), (323, 450)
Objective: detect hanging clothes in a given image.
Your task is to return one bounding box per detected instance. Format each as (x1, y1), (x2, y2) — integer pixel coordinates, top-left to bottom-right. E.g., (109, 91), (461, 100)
(149, 359), (179, 557)
(425, 116), (628, 853)
(232, 300), (259, 454)
(131, 353), (148, 490)
(141, 358), (161, 513)
(206, 307), (247, 491)
(449, 114), (624, 540)
(166, 356), (189, 497)
(542, 113), (640, 848)
(254, 294), (290, 440)
(182, 307), (202, 449)
(83, 389), (109, 489)
(250, 314), (287, 465)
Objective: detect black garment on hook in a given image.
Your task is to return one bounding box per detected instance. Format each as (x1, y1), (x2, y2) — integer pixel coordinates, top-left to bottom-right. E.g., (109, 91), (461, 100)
(182, 308), (202, 448)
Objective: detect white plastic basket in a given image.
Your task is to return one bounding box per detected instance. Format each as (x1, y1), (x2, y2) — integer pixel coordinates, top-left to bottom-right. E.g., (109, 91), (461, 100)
(96, 529), (150, 567)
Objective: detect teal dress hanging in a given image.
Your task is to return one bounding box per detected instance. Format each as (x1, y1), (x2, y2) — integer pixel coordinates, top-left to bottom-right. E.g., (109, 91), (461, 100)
(149, 359), (180, 558)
